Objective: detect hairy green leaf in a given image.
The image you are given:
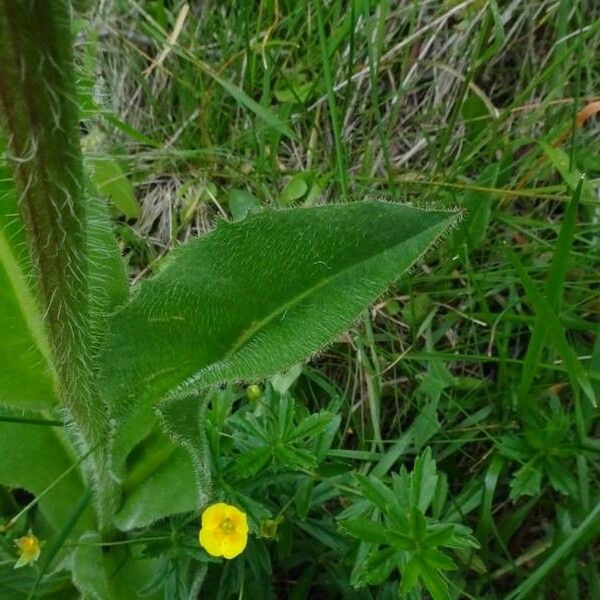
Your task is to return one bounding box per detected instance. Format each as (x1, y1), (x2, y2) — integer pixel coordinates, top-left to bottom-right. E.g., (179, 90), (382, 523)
(102, 201), (458, 502)
(103, 202), (457, 408)
(114, 443), (198, 530)
(72, 532), (162, 600)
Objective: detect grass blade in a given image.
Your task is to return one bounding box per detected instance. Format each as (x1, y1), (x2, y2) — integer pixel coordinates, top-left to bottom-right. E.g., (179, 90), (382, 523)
(506, 500), (600, 600)
(518, 177), (583, 404)
(504, 243), (595, 407)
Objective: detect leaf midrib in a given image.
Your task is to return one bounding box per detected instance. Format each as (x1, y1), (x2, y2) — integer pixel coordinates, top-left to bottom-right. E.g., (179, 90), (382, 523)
(227, 218), (450, 356)
(175, 213), (456, 388)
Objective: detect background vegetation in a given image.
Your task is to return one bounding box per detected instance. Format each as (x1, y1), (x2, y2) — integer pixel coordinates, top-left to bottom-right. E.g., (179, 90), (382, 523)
(2, 0), (600, 598)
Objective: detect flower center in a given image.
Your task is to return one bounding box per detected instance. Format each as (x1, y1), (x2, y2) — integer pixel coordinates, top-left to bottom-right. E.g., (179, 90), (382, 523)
(220, 518), (235, 534)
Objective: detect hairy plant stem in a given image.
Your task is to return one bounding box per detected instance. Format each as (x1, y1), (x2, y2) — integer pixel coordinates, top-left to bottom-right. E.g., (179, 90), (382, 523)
(0, 1), (113, 529)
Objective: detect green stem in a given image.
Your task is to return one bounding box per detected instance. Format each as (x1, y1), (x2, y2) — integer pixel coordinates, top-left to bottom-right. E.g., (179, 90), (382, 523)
(0, 1), (112, 527)
(0, 3), (99, 439)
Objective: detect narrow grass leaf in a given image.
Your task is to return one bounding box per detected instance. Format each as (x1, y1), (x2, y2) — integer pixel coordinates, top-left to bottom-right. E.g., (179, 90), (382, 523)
(505, 243), (596, 406)
(506, 500), (600, 600)
(519, 176), (584, 404)
(213, 73), (297, 141)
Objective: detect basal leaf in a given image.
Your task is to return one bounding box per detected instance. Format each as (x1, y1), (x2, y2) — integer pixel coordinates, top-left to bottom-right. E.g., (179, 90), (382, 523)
(102, 202), (457, 411)
(114, 444), (198, 530)
(72, 532), (162, 600)
(102, 202), (459, 504)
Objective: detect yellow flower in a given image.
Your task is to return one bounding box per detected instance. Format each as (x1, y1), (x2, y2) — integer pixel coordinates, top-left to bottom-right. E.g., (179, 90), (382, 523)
(199, 503), (248, 559)
(14, 532), (42, 569)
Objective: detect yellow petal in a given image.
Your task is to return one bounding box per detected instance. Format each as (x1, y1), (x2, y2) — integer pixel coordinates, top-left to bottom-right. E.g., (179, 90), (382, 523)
(201, 503), (229, 530)
(224, 505), (249, 535)
(13, 533), (41, 568)
(199, 527), (225, 557)
(221, 532), (248, 559)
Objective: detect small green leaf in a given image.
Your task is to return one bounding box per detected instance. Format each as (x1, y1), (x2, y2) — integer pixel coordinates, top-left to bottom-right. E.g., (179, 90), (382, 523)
(422, 524), (456, 548)
(340, 518), (389, 545)
(271, 364), (303, 394)
(509, 462), (542, 501)
(401, 556), (421, 594)
(274, 75), (313, 104)
(88, 156), (140, 219)
(235, 447), (272, 478)
(275, 446), (317, 471)
(279, 175), (308, 205)
(545, 457), (577, 496)
(294, 477), (313, 520)
(454, 547), (488, 574)
(228, 188), (260, 220)
(408, 507), (428, 540)
(360, 547), (400, 586)
(353, 473), (397, 515)
(285, 412), (334, 443)
(540, 142), (592, 196)
(410, 448), (438, 513)
(386, 530), (414, 551)
(417, 555), (452, 600)
(421, 548), (457, 571)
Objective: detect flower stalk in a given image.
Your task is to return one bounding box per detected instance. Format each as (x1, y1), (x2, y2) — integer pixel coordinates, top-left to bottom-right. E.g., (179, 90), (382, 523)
(0, 1), (109, 526)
